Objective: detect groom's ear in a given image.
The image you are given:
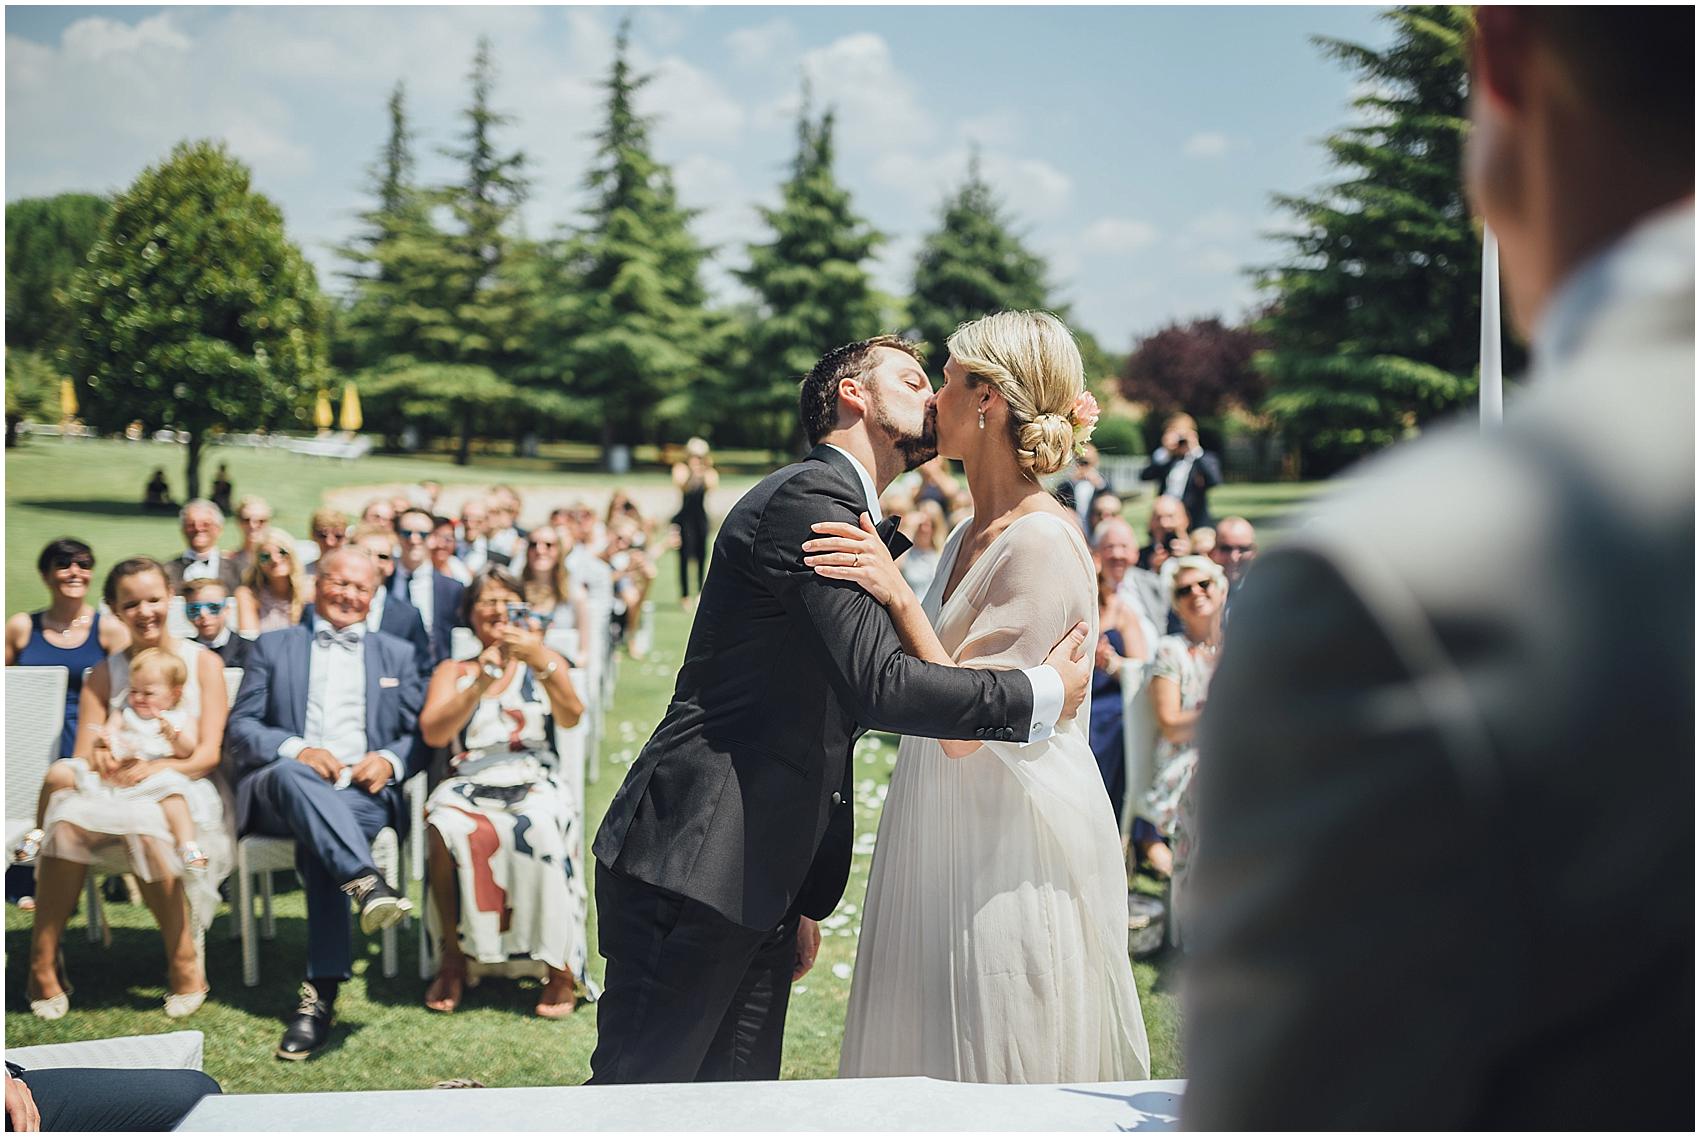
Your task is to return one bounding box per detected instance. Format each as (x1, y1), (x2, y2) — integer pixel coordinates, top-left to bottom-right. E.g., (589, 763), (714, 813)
(836, 375), (870, 421)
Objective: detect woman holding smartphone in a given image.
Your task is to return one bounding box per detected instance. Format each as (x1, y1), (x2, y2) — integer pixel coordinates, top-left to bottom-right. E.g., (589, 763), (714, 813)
(416, 568), (587, 1018)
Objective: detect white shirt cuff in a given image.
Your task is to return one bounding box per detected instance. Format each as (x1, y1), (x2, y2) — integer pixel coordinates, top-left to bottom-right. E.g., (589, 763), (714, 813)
(277, 737), (307, 761)
(378, 750), (404, 785)
(1019, 665), (1064, 743)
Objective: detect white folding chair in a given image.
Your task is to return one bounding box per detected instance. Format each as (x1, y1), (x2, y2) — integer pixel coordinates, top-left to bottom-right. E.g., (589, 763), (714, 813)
(1119, 662), (1160, 842)
(5, 666), (68, 853)
(233, 793), (415, 988)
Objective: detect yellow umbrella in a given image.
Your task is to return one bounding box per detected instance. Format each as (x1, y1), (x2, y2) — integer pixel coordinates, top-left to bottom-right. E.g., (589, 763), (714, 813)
(313, 389), (334, 430)
(59, 378), (78, 420)
(339, 381), (363, 432)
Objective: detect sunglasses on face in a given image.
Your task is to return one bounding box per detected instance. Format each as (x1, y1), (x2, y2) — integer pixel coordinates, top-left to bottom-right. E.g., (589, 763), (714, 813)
(258, 549), (291, 564)
(1174, 580), (1216, 598)
(397, 527), (432, 541)
(1217, 544), (1256, 555)
(185, 601), (226, 619)
(51, 555), (94, 571)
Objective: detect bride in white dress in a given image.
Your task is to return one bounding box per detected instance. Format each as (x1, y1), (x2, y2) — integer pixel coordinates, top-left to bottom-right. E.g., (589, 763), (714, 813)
(804, 311), (1149, 1083)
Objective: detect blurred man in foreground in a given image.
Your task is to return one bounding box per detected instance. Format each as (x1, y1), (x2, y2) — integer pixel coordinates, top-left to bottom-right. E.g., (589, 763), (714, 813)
(1184, 8), (1693, 1128)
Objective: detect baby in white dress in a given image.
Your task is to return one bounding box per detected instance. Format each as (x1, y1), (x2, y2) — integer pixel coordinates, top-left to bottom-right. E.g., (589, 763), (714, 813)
(92, 647), (206, 872)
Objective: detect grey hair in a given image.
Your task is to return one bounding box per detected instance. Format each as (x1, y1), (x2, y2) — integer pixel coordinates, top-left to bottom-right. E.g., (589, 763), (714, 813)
(179, 498), (224, 526)
(1090, 516), (1138, 550)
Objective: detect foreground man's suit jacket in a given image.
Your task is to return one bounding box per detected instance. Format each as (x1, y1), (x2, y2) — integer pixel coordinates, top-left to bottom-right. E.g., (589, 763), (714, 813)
(1184, 205), (1695, 1130)
(595, 444), (1041, 931)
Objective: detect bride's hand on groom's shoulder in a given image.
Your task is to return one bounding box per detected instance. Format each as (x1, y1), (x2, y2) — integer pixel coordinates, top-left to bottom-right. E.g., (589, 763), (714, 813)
(804, 513), (907, 609)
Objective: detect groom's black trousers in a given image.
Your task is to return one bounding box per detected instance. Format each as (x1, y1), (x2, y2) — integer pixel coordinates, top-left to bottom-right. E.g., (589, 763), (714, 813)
(588, 862), (800, 1083)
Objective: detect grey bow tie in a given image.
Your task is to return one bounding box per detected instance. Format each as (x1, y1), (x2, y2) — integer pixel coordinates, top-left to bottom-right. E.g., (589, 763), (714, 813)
(314, 627), (361, 652)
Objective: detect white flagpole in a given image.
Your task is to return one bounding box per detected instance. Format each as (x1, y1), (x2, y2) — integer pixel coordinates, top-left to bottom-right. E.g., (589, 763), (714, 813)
(1480, 226), (1504, 428)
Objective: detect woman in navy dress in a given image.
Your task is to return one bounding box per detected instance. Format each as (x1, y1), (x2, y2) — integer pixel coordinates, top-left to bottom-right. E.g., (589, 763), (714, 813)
(5, 539), (129, 902)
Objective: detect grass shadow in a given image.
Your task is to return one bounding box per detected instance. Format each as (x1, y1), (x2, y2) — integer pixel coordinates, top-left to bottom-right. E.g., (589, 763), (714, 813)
(13, 498), (169, 518)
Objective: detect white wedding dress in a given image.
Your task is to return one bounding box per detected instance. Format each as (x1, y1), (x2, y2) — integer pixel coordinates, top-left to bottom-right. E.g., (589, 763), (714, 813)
(839, 511), (1150, 1083)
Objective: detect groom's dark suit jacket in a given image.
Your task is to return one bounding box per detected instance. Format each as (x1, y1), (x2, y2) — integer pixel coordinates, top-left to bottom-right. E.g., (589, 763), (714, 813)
(595, 445), (1040, 930)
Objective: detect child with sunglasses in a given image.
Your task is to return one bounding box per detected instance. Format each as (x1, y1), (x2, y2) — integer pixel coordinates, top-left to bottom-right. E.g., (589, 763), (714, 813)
(182, 579), (250, 667)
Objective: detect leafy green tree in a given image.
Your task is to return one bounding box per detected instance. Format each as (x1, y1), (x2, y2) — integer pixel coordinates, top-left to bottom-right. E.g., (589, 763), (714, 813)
(909, 151), (1051, 355)
(534, 19), (718, 464)
(737, 93), (884, 452)
(6, 193), (111, 352)
(59, 140), (328, 496)
(337, 50), (542, 463)
(5, 349), (64, 445)
(1256, 6), (1503, 476)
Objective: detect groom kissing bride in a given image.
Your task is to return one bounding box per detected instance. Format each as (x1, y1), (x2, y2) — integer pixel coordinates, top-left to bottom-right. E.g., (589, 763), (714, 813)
(590, 311), (1149, 1085)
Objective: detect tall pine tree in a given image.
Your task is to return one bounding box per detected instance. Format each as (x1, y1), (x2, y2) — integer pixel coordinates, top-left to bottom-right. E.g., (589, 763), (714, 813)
(737, 92), (884, 452)
(536, 19), (717, 465)
(909, 150), (1051, 354)
(1257, 6), (1499, 476)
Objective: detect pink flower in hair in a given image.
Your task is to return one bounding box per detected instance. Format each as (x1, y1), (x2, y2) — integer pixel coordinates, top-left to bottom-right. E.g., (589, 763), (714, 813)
(1068, 391), (1101, 456)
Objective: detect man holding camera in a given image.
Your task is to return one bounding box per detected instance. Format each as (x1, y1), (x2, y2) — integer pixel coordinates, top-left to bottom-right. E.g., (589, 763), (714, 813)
(1140, 413), (1222, 528)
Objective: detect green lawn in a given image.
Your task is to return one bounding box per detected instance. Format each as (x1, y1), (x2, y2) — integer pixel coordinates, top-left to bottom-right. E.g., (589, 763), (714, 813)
(5, 437), (1321, 1092)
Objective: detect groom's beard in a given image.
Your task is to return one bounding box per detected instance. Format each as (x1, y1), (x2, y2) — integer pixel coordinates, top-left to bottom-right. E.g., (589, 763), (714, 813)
(872, 394), (938, 472)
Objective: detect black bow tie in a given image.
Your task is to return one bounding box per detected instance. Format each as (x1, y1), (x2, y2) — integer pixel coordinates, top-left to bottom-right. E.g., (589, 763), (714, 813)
(875, 515), (912, 560)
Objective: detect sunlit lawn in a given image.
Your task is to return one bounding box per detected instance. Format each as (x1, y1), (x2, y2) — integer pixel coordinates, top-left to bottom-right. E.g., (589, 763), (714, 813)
(5, 437), (1323, 1092)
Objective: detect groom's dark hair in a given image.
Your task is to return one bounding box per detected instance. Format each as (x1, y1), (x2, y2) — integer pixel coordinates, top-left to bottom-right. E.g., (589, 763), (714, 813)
(799, 335), (926, 446)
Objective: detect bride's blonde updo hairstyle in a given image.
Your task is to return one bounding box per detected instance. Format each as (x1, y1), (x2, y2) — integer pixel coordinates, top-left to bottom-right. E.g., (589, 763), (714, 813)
(946, 310), (1084, 477)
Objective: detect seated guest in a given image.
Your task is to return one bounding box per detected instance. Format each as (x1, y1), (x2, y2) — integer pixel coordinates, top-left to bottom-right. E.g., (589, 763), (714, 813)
(429, 515), (472, 586)
(6, 1061), (221, 1132)
(457, 499), (494, 574)
(486, 485), (528, 566)
(1056, 442), (1115, 533)
(23, 557), (230, 1020)
(1208, 515), (1258, 620)
(391, 508), (468, 667)
(1089, 492), (1125, 534)
(6, 539), (129, 909)
(143, 468), (173, 512)
(1090, 548), (1155, 845)
(602, 518), (656, 658)
(163, 500), (242, 593)
(226, 546), (426, 1060)
(359, 498), (396, 534)
(1096, 517), (1166, 644)
(897, 503), (947, 599)
(419, 568), (587, 1017)
(182, 578), (250, 668)
(228, 495), (273, 577)
(519, 525), (592, 667)
(300, 525), (430, 673)
(560, 500), (605, 557)
(1138, 494), (1191, 572)
(1139, 412), (1222, 528)
(1141, 556), (1226, 935)
(235, 528), (308, 637)
(209, 464), (234, 515)
(303, 508), (350, 576)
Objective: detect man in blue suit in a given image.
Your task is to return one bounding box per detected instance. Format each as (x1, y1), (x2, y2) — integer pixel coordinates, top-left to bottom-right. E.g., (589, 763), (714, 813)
(389, 508), (467, 668)
(228, 545), (427, 1062)
(299, 525), (431, 677)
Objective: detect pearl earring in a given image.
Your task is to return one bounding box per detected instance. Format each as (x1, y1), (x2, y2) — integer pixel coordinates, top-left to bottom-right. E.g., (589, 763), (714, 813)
(978, 410), (986, 430)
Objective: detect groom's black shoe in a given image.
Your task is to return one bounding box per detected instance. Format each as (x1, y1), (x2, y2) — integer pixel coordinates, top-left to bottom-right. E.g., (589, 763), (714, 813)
(276, 982), (334, 1061)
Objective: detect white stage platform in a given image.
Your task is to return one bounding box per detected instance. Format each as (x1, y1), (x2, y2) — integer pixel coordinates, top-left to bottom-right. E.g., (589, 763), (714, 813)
(178, 1075), (1187, 1131)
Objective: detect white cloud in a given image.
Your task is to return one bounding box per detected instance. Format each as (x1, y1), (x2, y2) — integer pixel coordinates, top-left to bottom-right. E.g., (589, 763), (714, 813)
(791, 32), (936, 152)
(60, 12), (190, 61)
(954, 112), (1021, 150)
(1083, 218), (1158, 254)
(646, 57), (745, 148)
(873, 147), (1072, 221)
(726, 18), (797, 70)
(1182, 131), (1229, 159)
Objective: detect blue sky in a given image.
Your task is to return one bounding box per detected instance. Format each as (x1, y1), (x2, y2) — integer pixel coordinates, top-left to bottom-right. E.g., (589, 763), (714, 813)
(6, 5), (1391, 354)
